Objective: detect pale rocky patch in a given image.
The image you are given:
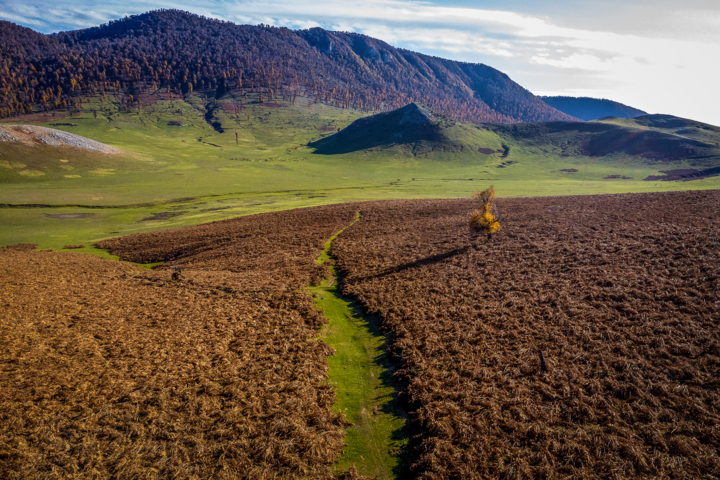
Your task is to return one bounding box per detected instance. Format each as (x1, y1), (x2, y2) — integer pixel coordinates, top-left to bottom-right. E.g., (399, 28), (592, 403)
(0, 125), (122, 154)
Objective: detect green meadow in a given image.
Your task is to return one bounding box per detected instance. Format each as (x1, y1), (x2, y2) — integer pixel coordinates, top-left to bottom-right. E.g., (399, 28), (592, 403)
(2, 91), (719, 255)
(308, 212), (407, 479)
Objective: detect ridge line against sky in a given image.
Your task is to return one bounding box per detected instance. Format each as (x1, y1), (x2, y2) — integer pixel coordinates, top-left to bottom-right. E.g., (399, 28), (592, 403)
(1, 0), (719, 125)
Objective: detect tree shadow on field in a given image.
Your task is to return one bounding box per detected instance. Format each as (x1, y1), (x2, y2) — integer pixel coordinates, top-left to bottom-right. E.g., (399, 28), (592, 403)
(358, 245), (470, 281)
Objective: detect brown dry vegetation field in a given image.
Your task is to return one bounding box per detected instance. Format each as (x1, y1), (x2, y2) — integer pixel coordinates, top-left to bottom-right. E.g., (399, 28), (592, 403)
(0, 205), (362, 479)
(333, 190), (720, 479)
(2, 190), (720, 479)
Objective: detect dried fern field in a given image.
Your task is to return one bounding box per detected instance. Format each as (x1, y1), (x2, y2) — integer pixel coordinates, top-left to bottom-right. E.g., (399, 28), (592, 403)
(2, 190), (720, 479)
(1, 205), (359, 479)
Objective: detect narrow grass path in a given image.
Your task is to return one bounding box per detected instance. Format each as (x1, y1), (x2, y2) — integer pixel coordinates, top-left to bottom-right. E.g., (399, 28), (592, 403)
(308, 212), (407, 479)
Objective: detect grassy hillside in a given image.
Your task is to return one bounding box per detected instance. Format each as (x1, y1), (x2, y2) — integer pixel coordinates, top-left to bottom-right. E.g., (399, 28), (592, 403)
(315, 103), (720, 166)
(483, 119), (720, 163)
(310, 103), (504, 156)
(597, 114), (720, 146)
(1, 94), (719, 256)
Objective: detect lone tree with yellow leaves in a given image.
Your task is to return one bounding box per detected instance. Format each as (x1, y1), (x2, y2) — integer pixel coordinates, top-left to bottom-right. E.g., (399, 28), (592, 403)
(469, 185), (501, 242)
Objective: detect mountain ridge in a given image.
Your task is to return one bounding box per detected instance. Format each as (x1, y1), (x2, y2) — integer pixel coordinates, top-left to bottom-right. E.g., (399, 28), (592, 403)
(0, 9), (576, 124)
(540, 96), (647, 121)
(597, 114), (720, 147)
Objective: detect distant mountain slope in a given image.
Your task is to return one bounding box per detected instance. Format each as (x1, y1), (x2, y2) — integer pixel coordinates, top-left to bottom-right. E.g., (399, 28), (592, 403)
(0, 10), (575, 124)
(316, 103), (720, 167)
(597, 114), (720, 146)
(484, 120), (718, 162)
(540, 96), (646, 121)
(310, 102), (504, 156)
(298, 28), (571, 123)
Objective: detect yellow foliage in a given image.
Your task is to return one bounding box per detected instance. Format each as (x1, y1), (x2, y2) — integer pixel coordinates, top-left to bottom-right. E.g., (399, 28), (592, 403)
(469, 185), (501, 235)
(472, 185), (496, 203)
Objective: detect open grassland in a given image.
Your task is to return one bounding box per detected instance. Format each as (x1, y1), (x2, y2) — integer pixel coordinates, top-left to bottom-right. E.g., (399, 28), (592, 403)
(2, 92), (720, 254)
(333, 190), (720, 478)
(0, 205), (364, 479)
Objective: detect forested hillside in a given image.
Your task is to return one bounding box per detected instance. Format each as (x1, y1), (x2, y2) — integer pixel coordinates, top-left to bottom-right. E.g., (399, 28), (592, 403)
(0, 9), (575, 123)
(541, 95), (647, 121)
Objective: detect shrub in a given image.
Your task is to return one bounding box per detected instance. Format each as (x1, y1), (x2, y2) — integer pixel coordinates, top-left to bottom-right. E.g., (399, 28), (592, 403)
(469, 185), (501, 237)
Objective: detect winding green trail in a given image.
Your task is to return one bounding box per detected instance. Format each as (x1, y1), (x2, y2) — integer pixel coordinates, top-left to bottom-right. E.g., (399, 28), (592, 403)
(308, 213), (407, 479)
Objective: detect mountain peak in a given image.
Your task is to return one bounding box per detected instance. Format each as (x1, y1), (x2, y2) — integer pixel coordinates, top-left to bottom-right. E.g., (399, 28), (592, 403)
(332, 102), (448, 140)
(309, 102), (487, 156)
(398, 102), (435, 127)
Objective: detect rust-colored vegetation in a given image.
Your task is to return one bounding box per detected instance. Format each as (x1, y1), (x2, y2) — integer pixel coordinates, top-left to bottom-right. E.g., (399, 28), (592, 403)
(1, 206), (360, 478)
(0, 11), (574, 123)
(333, 191), (720, 478)
(3, 191), (720, 478)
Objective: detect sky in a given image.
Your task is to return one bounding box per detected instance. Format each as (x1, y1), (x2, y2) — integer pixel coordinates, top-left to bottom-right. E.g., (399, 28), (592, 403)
(2, 0), (719, 125)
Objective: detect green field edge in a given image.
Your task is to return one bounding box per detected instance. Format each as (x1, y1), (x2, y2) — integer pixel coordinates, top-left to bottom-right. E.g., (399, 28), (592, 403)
(0, 183), (396, 209)
(308, 212), (408, 479)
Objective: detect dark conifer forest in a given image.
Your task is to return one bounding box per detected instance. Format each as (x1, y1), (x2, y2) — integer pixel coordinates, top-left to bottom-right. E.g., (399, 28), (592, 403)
(0, 9), (577, 123)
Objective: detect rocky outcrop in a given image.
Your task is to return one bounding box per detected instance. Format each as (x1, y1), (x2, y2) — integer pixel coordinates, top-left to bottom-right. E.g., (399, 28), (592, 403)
(0, 125), (122, 154)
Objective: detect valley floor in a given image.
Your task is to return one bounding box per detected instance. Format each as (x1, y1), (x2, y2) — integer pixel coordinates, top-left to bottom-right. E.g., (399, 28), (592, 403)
(3, 91), (720, 255)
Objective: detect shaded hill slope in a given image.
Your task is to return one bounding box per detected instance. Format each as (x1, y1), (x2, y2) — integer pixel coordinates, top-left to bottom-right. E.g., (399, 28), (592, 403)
(0, 10), (574, 124)
(597, 114), (720, 146)
(299, 27), (572, 123)
(314, 103), (720, 167)
(484, 120), (720, 163)
(540, 96), (647, 121)
(310, 102), (503, 156)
